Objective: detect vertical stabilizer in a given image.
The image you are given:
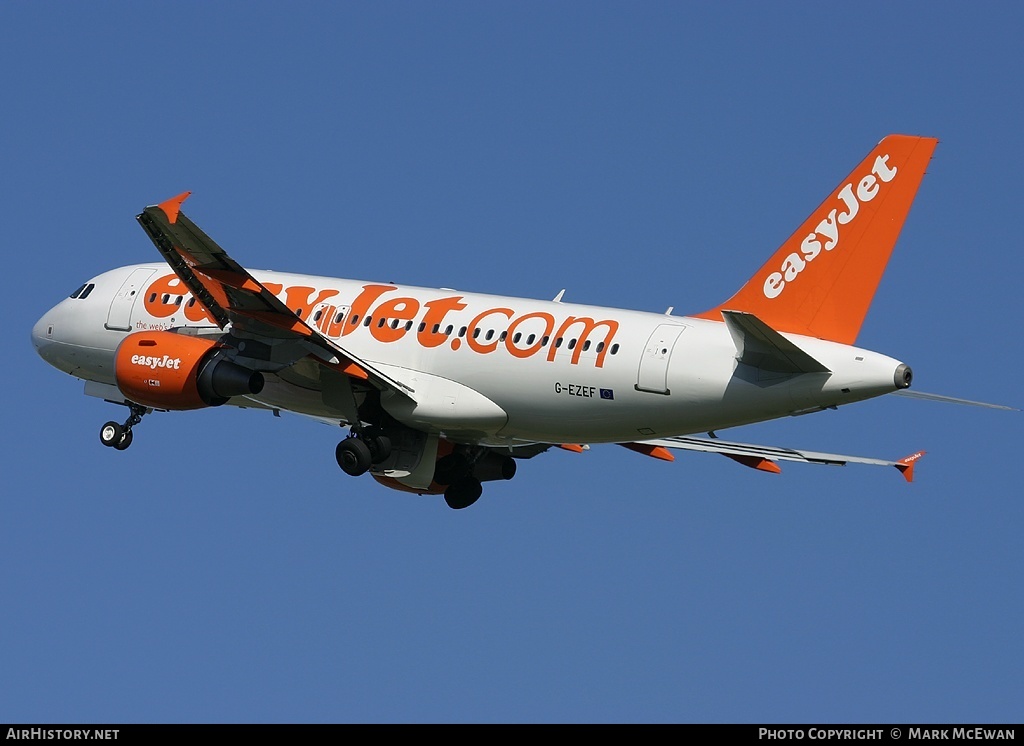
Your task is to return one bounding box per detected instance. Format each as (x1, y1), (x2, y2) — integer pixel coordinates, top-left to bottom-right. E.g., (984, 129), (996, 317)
(696, 135), (938, 344)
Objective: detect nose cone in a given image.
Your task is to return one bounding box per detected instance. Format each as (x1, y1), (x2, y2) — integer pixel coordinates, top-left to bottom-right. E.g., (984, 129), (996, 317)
(31, 308), (58, 364)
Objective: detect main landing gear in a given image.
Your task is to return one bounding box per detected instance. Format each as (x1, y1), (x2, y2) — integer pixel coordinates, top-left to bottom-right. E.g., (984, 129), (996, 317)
(432, 452), (484, 510)
(333, 425), (516, 510)
(99, 402), (148, 451)
(335, 428), (392, 476)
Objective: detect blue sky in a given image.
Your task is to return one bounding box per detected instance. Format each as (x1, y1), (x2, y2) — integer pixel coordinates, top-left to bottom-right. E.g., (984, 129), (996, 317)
(3, 2), (1021, 724)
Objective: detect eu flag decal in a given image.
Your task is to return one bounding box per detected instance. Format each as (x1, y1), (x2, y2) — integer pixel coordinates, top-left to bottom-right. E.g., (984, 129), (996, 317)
(600, 388), (614, 400)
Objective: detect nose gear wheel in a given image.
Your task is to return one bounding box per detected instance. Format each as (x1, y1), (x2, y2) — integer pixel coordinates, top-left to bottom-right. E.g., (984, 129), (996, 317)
(98, 402), (148, 451)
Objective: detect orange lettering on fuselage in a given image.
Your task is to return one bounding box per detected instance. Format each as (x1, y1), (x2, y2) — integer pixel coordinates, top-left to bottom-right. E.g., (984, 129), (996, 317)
(547, 316), (620, 368)
(506, 312), (555, 359)
(467, 307), (514, 354)
(340, 284), (395, 337)
(418, 296), (469, 348)
(370, 296), (420, 343)
(283, 286), (337, 321)
(143, 275), (619, 367)
(143, 274), (217, 323)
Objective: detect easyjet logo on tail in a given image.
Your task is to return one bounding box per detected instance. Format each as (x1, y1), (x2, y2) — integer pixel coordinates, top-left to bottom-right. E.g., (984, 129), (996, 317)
(763, 154), (898, 299)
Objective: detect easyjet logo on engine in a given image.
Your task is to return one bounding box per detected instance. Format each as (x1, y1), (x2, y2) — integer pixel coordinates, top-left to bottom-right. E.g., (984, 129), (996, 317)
(762, 153), (898, 299)
(131, 354), (182, 370)
(142, 277), (620, 368)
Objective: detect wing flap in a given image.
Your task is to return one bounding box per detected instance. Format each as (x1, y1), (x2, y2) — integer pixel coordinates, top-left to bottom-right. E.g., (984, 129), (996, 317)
(636, 434), (924, 481)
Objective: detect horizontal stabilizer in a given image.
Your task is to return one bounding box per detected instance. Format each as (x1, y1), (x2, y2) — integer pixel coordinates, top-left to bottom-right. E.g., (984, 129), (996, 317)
(722, 310), (831, 374)
(892, 390), (1019, 411)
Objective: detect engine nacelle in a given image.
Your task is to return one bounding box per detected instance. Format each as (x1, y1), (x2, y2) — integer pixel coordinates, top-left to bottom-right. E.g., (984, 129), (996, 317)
(471, 452), (517, 483)
(114, 331), (264, 410)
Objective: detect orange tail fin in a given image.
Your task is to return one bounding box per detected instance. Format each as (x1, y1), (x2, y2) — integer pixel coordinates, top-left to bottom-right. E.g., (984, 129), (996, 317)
(696, 135), (938, 344)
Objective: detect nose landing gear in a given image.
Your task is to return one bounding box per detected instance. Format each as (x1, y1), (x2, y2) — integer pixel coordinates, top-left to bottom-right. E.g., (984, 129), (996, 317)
(99, 402), (148, 451)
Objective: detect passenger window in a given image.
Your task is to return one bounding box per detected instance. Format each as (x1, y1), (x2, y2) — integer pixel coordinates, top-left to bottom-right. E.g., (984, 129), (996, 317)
(568, 338), (577, 350)
(610, 343), (620, 355)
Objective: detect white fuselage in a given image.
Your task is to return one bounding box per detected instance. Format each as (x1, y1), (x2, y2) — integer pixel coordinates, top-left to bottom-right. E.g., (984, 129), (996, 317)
(32, 263), (906, 447)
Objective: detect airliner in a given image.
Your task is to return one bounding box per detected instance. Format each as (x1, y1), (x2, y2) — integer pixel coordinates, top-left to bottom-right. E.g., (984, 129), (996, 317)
(30, 134), (1010, 508)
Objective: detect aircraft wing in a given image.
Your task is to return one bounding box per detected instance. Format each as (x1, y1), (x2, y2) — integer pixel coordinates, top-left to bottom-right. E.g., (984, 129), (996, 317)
(630, 434), (924, 482)
(136, 192), (416, 400)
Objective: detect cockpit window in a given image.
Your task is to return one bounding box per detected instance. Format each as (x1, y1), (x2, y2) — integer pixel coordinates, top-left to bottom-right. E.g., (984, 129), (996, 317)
(69, 283), (95, 299)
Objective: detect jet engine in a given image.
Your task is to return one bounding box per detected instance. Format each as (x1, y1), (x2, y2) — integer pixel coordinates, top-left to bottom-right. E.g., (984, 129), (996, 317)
(114, 331), (264, 410)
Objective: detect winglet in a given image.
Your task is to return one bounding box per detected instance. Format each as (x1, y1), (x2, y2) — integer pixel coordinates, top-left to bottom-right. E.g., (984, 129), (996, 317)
(559, 443), (587, 453)
(158, 191), (192, 224)
(895, 451), (926, 483)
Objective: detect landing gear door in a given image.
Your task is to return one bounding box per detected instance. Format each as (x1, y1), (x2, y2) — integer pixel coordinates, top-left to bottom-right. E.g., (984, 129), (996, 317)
(105, 268), (156, 331)
(636, 324), (686, 394)
(373, 430), (439, 490)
